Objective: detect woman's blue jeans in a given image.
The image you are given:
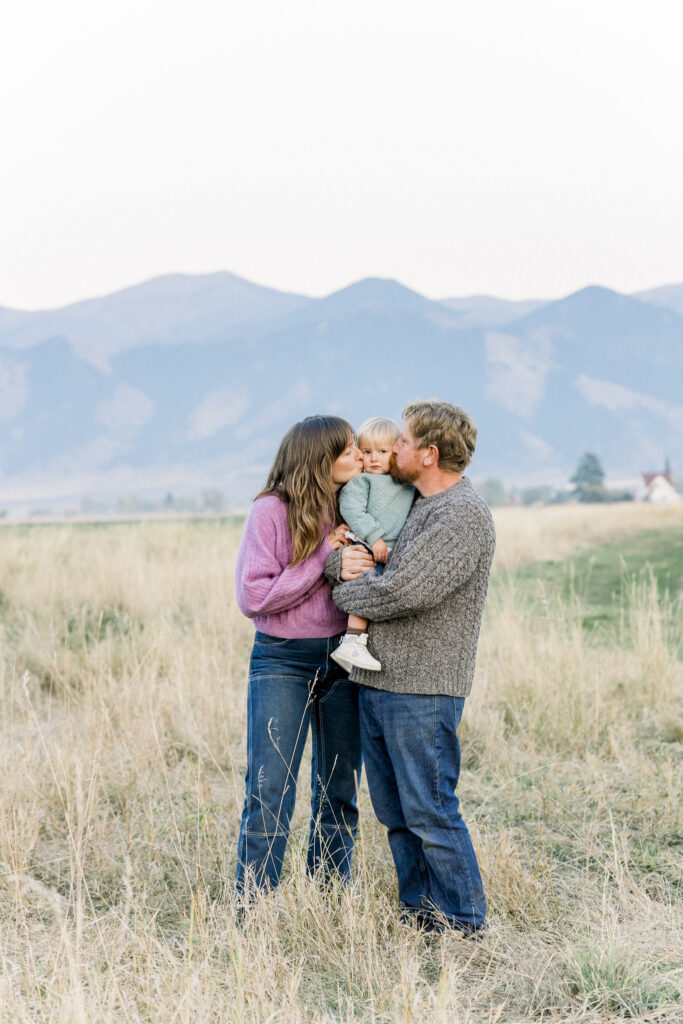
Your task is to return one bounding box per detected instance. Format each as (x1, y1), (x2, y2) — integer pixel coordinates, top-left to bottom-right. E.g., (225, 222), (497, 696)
(359, 686), (487, 933)
(236, 632), (362, 893)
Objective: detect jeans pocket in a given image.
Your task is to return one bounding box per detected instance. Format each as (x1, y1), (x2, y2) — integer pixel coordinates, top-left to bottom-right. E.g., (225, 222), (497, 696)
(317, 677), (344, 705)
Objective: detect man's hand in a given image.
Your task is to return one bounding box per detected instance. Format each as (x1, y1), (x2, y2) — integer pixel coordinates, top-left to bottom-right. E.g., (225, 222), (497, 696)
(371, 538), (389, 564)
(340, 545), (376, 580)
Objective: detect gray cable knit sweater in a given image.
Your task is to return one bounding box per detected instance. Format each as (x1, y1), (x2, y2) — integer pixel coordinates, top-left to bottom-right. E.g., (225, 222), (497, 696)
(325, 475), (495, 697)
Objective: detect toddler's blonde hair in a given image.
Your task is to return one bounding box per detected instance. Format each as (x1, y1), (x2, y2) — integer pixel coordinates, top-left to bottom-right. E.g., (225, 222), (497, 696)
(356, 416), (400, 448)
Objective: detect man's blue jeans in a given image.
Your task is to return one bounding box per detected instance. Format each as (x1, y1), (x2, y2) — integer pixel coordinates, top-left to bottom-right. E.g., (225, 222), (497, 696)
(359, 686), (486, 933)
(236, 633), (362, 893)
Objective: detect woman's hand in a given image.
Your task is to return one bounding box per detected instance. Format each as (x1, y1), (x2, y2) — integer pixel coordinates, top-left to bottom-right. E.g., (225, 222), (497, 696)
(327, 523), (351, 550)
(371, 538), (389, 564)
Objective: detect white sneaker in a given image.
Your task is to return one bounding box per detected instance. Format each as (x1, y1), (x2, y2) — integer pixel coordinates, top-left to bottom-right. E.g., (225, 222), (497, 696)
(331, 633), (382, 672)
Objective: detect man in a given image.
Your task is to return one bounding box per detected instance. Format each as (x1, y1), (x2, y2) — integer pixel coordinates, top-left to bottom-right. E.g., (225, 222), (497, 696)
(325, 399), (495, 935)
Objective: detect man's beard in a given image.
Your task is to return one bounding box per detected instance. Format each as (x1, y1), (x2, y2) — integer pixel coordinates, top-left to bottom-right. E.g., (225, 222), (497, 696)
(389, 452), (419, 484)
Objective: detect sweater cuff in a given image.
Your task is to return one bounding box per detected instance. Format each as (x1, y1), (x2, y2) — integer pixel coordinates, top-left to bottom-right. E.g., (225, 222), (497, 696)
(365, 528), (383, 546)
(324, 546), (344, 585)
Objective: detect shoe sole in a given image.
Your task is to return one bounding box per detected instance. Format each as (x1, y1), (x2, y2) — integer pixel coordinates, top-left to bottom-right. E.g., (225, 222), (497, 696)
(330, 650), (382, 673)
(345, 657), (382, 671)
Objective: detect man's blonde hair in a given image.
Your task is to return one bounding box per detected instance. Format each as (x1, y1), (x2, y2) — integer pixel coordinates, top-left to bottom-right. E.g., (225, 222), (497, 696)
(403, 400), (477, 473)
(356, 416), (400, 448)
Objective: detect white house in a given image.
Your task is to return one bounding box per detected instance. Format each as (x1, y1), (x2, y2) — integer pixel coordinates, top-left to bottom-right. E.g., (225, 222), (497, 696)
(637, 472), (680, 503)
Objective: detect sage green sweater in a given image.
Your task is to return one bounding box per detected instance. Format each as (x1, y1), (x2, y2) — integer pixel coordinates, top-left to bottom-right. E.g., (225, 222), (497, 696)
(325, 476), (495, 697)
(339, 473), (415, 547)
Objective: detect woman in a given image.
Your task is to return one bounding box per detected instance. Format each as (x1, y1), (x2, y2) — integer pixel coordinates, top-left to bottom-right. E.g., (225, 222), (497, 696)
(234, 415), (364, 894)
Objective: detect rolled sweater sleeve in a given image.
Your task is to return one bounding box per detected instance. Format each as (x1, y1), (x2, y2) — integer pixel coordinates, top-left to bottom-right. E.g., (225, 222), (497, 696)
(330, 512), (481, 621)
(339, 475), (383, 544)
(236, 499), (332, 618)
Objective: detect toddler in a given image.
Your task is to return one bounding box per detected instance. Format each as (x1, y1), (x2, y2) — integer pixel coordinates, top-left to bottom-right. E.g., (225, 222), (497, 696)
(331, 417), (415, 672)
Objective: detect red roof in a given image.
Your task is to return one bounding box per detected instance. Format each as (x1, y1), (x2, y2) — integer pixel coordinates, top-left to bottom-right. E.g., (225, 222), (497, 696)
(642, 472), (673, 486)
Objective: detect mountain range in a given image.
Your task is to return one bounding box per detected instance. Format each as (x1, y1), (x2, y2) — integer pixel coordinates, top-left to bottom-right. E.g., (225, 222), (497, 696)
(1, 272), (681, 509)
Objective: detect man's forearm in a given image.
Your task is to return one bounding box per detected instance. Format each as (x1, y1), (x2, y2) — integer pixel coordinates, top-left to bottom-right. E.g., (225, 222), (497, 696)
(333, 572), (392, 620)
(330, 515), (481, 622)
(324, 546), (345, 585)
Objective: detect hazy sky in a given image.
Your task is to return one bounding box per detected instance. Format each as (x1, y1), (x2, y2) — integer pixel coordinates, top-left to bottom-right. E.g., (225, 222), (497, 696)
(2, 0), (682, 309)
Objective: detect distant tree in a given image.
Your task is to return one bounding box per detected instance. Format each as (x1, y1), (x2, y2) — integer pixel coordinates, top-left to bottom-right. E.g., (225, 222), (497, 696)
(571, 452), (605, 487)
(117, 495), (142, 513)
(477, 478), (508, 507)
(521, 485), (554, 506)
(80, 497), (108, 515)
(202, 488), (227, 515)
(163, 492), (175, 509)
(570, 453), (607, 502)
(175, 495), (200, 513)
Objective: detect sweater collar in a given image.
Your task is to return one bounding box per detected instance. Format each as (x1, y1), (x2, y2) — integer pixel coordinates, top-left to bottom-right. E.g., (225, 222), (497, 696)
(415, 475), (471, 504)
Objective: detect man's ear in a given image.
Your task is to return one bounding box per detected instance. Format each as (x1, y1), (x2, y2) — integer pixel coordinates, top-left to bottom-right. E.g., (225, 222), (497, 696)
(423, 444), (439, 467)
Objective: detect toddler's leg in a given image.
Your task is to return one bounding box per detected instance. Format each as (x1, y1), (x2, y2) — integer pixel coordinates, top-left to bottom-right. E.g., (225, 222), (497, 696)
(331, 617), (382, 673)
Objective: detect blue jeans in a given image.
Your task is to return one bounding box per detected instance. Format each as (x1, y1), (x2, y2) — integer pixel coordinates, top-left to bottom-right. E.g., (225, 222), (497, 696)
(359, 686), (486, 933)
(236, 632), (362, 893)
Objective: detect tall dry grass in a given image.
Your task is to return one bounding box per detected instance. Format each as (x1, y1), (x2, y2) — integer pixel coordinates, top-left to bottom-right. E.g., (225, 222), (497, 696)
(493, 500), (683, 570)
(0, 505), (681, 1022)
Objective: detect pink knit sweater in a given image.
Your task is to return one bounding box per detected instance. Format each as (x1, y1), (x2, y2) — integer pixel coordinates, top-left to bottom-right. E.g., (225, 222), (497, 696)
(235, 495), (347, 638)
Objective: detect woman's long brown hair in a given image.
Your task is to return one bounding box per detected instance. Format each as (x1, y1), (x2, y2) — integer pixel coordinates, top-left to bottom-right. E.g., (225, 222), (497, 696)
(256, 415), (354, 565)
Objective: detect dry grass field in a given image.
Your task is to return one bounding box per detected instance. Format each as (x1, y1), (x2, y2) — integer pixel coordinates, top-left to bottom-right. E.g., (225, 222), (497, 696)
(0, 502), (681, 1022)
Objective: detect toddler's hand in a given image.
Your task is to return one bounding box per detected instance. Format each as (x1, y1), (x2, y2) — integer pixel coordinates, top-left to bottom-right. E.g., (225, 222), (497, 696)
(371, 538), (389, 564)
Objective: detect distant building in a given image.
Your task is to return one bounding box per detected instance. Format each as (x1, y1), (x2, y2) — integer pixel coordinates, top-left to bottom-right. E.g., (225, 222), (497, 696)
(636, 471), (680, 503)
